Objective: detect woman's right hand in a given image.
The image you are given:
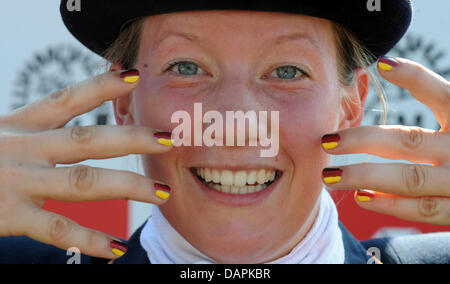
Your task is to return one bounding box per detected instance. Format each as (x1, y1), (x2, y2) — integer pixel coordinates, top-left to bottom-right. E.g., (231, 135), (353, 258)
(0, 70), (173, 259)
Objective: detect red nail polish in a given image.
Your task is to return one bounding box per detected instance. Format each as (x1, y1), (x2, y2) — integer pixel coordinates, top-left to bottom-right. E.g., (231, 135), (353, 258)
(379, 56), (399, 67)
(154, 132), (172, 140)
(322, 134), (341, 143)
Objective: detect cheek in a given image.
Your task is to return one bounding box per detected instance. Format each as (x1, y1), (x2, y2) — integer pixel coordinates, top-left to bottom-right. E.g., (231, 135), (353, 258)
(132, 74), (207, 130)
(279, 86), (340, 158)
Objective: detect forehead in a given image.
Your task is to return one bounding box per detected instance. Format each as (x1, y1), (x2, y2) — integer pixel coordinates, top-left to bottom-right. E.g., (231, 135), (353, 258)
(140, 11), (336, 54)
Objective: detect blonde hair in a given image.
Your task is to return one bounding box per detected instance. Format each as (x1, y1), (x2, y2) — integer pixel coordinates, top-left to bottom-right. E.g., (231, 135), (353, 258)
(333, 23), (387, 125)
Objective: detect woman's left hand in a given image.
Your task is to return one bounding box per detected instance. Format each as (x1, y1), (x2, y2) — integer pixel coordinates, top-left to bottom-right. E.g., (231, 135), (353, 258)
(321, 57), (450, 226)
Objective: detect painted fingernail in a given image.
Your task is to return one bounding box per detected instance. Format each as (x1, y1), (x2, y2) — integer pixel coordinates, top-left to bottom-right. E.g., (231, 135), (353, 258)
(323, 168), (343, 184)
(155, 183), (171, 200)
(356, 190), (375, 202)
(119, 69), (140, 83)
(378, 56), (399, 71)
(322, 134), (341, 150)
(110, 240), (127, 257)
(154, 132), (173, 147)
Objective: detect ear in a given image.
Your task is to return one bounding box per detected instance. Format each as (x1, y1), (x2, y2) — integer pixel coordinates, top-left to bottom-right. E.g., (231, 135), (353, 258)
(338, 68), (369, 130)
(110, 63), (135, 126)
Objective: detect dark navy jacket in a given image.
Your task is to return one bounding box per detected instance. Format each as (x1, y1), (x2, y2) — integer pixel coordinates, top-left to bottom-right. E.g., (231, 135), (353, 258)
(0, 222), (448, 264)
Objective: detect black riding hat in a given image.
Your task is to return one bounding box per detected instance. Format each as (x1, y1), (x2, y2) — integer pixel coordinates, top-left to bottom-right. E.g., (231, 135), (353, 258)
(60, 0), (413, 62)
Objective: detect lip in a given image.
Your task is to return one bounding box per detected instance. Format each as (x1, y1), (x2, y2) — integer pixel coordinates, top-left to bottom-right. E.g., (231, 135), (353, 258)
(189, 167), (282, 207)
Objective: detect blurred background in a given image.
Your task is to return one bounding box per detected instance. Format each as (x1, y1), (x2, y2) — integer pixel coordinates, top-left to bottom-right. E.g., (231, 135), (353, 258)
(1, 0), (449, 240)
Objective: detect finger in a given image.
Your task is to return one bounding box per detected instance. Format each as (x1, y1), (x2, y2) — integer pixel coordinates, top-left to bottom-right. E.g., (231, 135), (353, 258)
(15, 204), (128, 259)
(354, 190), (450, 226)
(4, 70), (140, 131)
(321, 126), (449, 165)
(17, 165), (172, 204)
(29, 126), (172, 165)
(377, 57), (450, 131)
(322, 163), (449, 197)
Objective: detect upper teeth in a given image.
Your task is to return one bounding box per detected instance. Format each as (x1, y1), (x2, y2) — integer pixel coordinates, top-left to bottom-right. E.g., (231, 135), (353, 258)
(195, 168), (277, 186)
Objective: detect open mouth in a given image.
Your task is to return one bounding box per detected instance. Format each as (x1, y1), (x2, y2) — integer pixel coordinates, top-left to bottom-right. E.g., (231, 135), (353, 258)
(191, 168), (281, 195)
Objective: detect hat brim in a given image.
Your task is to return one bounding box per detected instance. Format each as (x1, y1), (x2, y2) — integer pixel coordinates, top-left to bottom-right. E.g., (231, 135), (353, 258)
(60, 0), (412, 63)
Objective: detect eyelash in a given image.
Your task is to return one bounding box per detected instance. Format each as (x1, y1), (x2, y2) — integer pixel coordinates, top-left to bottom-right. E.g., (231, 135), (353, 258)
(163, 61), (310, 80)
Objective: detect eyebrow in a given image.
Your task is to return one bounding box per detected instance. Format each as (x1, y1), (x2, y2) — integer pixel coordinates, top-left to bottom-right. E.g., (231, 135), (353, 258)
(152, 31), (201, 50)
(273, 33), (324, 54)
(152, 30), (323, 55)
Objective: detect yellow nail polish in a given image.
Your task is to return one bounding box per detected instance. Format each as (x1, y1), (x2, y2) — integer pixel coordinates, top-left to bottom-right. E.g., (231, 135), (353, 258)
(156, 190), (171, 200)
(357, 195), (372, 202)
(378, 57), (399, 72)
(157, 138), (173, 147)
(123, 76), (140, 83)
(154, 132), (173, 147)
(322, 142), (339, 150)
(323, 176), (342, 184)
(378, 62), (393, 71)
(112, 248), (125, 257)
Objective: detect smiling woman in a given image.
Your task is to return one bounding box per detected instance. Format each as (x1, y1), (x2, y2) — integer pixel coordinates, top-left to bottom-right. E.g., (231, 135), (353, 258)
(0, 0), (449, 265)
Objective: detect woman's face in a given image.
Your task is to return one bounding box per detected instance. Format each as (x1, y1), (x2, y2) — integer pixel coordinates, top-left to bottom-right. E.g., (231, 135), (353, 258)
(116, 11), (366, 263)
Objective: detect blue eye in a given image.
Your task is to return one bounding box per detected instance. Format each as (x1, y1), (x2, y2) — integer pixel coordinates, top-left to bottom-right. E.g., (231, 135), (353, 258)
(167, 61), (200, 76)
(272, 65), (309, 81)
(275, 66), (305, 80)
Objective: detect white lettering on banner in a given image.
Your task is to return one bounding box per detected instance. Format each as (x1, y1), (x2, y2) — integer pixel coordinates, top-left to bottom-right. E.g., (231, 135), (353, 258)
(367, 0), (381, 12)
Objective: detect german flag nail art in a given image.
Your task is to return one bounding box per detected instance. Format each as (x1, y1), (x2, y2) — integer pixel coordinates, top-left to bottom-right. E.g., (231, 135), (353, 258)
(154, 132), (173, 147)
(322, 168), (343, 184)
(321, 134), (341, 150)
(356, 190), (375, 202)
(110, 240), (127, 257)
(119, 69), (140, 83)
(155, 183), (171, 200)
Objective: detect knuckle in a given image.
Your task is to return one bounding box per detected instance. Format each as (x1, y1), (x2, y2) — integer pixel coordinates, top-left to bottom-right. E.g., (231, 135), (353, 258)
(0, 192), (18, 217)
(402, 164), (427, 195)
(400, 127), (424, 150)
(90, 73), (108, 90)
(68, 165), (96, 193)
(70, 126), (96, 145)
(48, 86), (72, 108)
(48, 216), (73, 242)
(418, 197), (440, 218)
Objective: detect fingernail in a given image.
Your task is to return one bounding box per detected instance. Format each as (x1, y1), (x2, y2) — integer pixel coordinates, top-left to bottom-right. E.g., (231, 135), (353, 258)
(155, 183), (171, 200)
(154, 132), (173, 147)
(356, 190), (375, 202)
(119, 69), (140, 83)
(378, 56), (399, 71)
(323, 168), (343, 184)
(110, 240), (127, 257)
(322, 134), (341, 150)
